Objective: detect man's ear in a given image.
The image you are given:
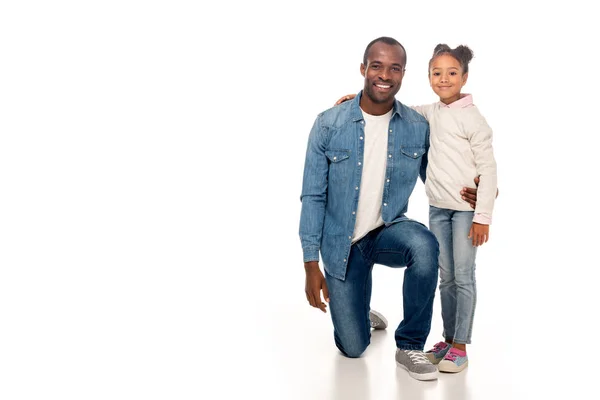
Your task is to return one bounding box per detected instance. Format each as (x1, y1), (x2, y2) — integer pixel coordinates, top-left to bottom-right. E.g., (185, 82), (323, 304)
(360, 63), (366, 77)
(462, 72), (469, 87)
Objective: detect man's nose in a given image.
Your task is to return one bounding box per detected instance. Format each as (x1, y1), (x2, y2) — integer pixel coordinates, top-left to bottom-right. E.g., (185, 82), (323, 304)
(379, 68), (390, 81)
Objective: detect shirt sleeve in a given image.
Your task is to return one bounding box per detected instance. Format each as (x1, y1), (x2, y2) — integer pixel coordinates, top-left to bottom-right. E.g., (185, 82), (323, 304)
(299, 115), (329, 262)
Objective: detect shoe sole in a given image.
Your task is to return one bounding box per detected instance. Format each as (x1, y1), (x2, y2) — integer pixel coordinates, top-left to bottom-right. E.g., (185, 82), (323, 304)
(438, 360), (468, 373)
(369, 310), (388, 330)
(396, 361), (439, 381)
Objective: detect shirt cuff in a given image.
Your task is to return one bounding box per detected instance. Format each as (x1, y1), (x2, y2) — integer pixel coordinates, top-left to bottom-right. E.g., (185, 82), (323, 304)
(303, 248), (320, 263)
(473, 213), (491, 225)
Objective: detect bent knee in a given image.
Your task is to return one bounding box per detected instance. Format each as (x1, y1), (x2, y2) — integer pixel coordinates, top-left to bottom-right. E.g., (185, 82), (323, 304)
(403, 226), (439, 260)
(336, 335), (369, 358)
(339, 342), (368, 358)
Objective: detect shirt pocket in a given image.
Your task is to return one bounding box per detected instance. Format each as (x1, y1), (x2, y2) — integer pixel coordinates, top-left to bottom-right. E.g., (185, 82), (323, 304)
(325, 149), (351, 184)
(400, 146), (426, 159)
(398, 146), (426, 182)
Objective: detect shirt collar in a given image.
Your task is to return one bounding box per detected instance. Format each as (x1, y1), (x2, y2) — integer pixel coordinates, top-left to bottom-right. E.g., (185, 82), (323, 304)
(439, 93), (473, 109)
(351, 91), (404, 121)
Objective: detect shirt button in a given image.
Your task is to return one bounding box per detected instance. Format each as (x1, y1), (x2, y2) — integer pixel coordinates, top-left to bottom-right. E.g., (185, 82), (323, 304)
(343, 259), (347, 262)
(348, 236), (352, 239)
(360, 136), (363, 140)
(355, 187), (359, 190)
(413, 153), (417, 156)
(389, 129), (392, 132)
(352, 211), (356, 215)
(361, 121), (364, 124)
(387, 179), (390, 182)
(358, 162), (361, 166)
(384, 203), (387, 206)
(388, 154), (392, 158)
(333, 156), (337, 160)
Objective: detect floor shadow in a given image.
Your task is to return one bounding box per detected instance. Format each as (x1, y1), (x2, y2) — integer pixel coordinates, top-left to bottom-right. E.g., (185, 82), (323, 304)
(330, 355), (370, 400)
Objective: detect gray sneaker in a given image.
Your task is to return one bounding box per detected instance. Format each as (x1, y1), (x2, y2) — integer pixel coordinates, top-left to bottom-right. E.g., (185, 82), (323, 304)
(395, 349), (439, 381)
(369, 309), (388, 330)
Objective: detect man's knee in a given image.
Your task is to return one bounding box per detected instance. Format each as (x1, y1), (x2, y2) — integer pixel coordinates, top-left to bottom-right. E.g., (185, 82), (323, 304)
(337, 338), (369, 358)
(409, 229), (439, 272)
(334, 328), (370, 358)
(416, 228), (439, 257)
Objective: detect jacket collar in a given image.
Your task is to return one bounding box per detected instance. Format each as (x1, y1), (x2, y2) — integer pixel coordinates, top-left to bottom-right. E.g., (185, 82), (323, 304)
(350, 90), (404, 121)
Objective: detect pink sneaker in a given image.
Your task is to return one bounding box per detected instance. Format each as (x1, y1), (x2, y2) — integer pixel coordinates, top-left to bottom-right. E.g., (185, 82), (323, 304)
(424, 342), (450, 364)
(438, 347), (469, 373)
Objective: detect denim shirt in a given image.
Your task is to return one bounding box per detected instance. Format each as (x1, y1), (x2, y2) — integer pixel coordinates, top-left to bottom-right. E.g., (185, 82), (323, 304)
(299, 92), (430, 281)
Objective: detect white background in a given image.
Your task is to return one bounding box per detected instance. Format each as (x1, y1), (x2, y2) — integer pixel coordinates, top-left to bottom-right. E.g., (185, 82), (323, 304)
(1, 1), (598, 399)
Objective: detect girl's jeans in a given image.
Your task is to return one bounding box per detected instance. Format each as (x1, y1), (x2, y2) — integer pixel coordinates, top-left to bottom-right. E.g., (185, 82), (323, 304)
(429, 205), (478, 344)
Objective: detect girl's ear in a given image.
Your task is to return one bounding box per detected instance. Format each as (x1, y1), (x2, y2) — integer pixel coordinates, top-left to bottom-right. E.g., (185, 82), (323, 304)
(462, 72), (469, 87)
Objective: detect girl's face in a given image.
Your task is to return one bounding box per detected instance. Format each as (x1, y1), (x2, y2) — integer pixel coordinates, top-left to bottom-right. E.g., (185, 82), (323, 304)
(429, 54), (468, 105)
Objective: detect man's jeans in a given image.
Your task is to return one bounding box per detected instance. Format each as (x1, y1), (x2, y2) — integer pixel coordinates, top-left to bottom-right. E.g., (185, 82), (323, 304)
(324, 219), (439, 358)
(429, 206), (477, 344)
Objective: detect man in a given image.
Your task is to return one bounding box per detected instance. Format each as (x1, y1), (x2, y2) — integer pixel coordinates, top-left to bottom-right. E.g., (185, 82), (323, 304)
(299, 37), (479, 381)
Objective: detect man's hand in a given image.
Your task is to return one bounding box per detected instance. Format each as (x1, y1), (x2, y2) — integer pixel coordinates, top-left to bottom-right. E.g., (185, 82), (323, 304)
(334, 94), (357, 106)
(461, 177), (480, 209)
(469, 222), (489, 246)
(461, 176), (500, 209)
(304, 261), (329, 313)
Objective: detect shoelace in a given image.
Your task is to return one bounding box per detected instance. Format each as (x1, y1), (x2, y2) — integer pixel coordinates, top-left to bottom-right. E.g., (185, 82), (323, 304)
(444, 350), (459, 361)
(405, 350), (430, 365)
(433, 342), (448, 353)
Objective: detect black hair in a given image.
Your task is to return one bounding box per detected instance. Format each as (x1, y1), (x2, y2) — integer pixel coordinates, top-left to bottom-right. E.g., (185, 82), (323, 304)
(429, 44), (474, 74)
(363, 37), (407, 66)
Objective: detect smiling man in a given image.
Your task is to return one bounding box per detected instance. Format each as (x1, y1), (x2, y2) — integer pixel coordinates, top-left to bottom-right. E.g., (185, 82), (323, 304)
(299, 37), (441, 380)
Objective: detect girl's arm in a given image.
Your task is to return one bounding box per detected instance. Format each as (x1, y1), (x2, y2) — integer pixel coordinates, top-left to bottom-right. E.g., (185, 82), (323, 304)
(468, 116), (498, 227)
(409, 104), (434, 121)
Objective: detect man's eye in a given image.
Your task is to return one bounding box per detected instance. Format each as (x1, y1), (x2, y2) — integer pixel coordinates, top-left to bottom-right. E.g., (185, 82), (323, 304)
(371, 65), (380, 69)
(392, 68), (401, 72)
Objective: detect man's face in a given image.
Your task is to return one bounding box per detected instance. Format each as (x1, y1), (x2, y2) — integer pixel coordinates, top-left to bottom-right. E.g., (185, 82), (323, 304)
(361, 42), (406, 105)
(429, 54), (468, 104)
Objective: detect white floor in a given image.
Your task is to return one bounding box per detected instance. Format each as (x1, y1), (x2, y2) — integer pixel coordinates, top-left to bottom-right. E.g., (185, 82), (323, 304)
(242, 268), (517, 400)
(203, 251), (597, 400)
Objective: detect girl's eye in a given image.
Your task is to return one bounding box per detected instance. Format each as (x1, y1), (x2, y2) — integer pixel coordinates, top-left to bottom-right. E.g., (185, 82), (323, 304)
(433, 72), (440, 76)
(450, 71), (457, 76)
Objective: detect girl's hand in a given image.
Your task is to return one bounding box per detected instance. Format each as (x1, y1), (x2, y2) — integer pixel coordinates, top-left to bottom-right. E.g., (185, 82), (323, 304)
(468, 222), (489, 246)
(334, 94), (357, 106)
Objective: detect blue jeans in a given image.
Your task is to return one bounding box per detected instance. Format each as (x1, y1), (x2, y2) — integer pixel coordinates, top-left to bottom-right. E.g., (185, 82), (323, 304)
(324, 219), (439, 357)
(429, 206), (477, 344)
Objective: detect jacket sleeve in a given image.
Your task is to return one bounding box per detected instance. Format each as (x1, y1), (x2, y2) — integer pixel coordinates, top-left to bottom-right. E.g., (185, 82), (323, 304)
(410, 104), (434, 121)
(299, 115), (329, 262)
(469, 116), (497, 222)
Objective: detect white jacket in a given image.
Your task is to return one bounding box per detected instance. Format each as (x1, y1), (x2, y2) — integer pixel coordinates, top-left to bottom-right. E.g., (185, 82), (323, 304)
(412, 95), (497, 224)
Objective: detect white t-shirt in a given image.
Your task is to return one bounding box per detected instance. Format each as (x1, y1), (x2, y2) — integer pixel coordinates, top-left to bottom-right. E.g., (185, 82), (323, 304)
(351, 108), (392, 243)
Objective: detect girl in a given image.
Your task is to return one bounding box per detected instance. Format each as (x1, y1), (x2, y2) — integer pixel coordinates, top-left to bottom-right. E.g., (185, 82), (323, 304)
(334, 44), (498, 373)
(414, 44), (497, 373)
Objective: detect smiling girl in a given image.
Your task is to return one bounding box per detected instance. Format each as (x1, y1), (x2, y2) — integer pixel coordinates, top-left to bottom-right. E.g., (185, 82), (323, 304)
(412, 44), (497, 373)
